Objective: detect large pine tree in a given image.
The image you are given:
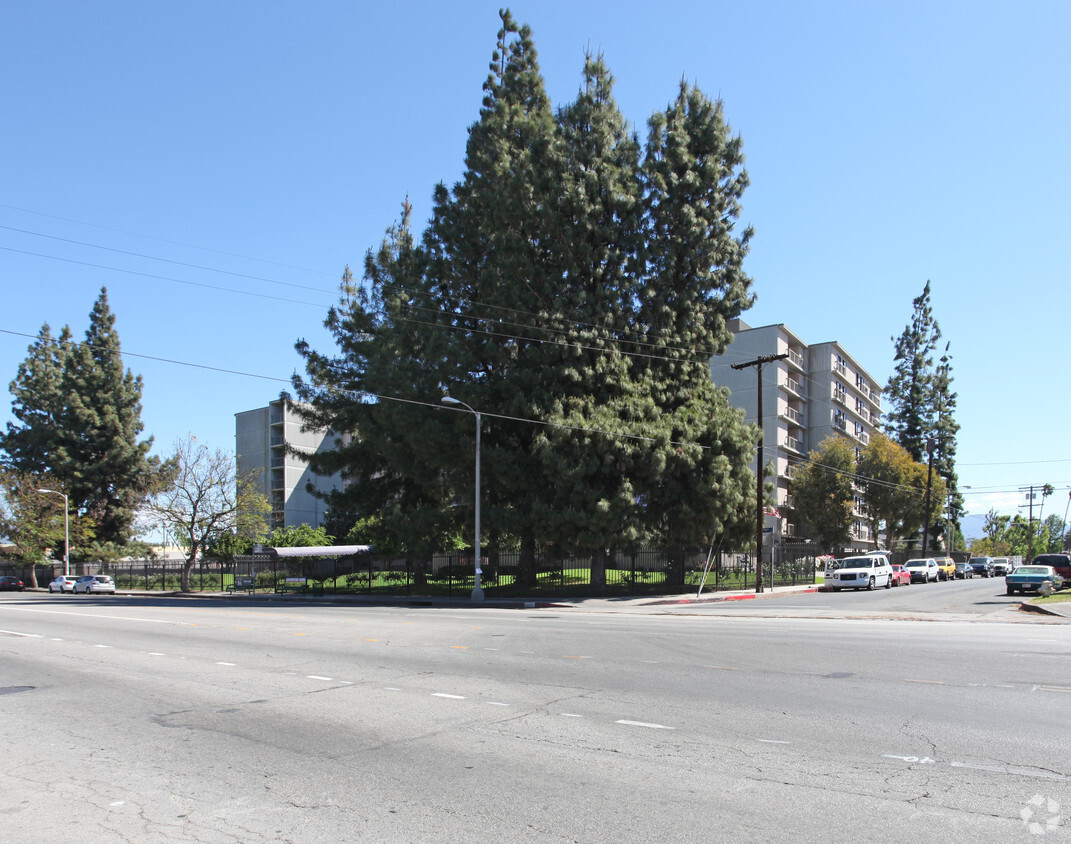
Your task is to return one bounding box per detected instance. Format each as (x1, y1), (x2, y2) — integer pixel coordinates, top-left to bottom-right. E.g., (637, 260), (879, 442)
(636, 82), (757, 561)
(56, 289), (161, 544)
(2, 323), (72, 476)
(884, 281), (960, 546)
(294, 11), (760, 575)
(884, 281), (941, 461)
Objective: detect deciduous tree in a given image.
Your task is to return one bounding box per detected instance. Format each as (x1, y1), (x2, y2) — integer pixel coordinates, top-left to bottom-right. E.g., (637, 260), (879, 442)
(148, 436), (269, 592)
(785, 437), (856, 552)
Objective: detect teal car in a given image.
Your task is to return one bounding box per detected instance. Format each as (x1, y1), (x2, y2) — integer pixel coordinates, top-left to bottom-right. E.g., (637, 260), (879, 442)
(1005, 565), (1064, 596)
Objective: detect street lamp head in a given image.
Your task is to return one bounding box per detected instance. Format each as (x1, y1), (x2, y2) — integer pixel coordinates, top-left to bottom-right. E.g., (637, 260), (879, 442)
(441, 396), (460, 406)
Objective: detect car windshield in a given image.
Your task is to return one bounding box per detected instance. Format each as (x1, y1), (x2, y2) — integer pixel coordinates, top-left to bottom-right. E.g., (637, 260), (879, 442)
(1015, 567), (1049, 575)
(837, 559), (873, 569)
(905, 560), (928, 567)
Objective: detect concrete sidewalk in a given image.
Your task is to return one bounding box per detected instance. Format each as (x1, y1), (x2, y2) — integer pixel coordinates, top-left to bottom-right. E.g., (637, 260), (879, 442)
(57, 582), (1071, 619)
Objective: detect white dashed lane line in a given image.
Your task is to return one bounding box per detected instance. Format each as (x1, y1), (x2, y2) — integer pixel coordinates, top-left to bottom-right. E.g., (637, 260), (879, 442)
(616, 720), (675, 730)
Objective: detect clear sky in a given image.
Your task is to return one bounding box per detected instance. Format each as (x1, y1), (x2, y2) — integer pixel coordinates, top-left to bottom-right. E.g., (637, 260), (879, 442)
(3, 1), (1069, 537)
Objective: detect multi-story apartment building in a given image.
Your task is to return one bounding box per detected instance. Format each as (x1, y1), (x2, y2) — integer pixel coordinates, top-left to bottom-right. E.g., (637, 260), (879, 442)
(710, 319), (883, 551)
(235, 399), (343, 529)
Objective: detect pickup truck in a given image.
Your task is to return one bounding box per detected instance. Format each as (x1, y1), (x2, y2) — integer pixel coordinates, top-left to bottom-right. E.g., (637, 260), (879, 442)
(1005, 565), (1065, 596)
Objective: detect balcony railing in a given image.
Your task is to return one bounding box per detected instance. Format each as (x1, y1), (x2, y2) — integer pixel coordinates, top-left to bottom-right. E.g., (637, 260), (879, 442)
(834, 417), (847, 432)
(857, 430), (870, 444)
(783, 464), (798, 479)
(787, 349), (805, 370)
(784, 378), (802, 396)
(781, 405), (802, 425)
(834, 361), (847, 375)
(785, 435), (801, 452)
(833, 389), (847, 405)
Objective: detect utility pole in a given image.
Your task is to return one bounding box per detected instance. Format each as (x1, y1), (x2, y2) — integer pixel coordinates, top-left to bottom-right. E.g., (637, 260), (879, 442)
(1022, 485), (1036, 563)
(921, 437), (935, 554)
(732, 353), (788, 593)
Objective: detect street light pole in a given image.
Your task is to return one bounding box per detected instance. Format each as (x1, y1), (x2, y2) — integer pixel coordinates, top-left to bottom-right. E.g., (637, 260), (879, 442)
(38, 489), (70, 577)
(442, 396), (484, 602)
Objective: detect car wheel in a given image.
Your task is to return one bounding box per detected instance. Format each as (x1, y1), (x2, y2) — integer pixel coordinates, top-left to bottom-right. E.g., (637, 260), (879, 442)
(866, 576), (876, 591)
(49, 586), (54, 593)
(1006, 585), (1015, 596)
(884, 576), (892, 589)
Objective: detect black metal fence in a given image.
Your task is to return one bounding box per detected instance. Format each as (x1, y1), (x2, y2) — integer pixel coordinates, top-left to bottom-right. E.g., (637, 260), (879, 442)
(18, 544), (817, 598)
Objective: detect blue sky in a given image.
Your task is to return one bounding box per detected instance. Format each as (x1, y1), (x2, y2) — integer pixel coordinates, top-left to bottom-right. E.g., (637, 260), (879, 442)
(3, 1), (1069, 536)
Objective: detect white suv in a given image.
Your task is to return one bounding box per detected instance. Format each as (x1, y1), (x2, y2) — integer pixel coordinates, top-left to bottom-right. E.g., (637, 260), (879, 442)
(827, 555), (893, 591)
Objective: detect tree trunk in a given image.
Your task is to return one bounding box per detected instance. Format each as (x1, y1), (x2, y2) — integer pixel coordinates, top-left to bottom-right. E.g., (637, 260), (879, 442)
(519, 534), (537, 587)
(590, 548), (607, 588)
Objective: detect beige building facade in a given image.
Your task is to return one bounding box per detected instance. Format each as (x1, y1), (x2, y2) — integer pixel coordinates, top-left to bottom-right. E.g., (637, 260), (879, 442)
(710, 319), (883, 551)
(235, 399), (343, 530)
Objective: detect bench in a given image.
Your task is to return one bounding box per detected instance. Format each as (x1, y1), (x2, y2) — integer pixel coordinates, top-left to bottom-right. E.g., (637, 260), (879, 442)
(226, 577), (256, 594)
(276, 577), (309, 595)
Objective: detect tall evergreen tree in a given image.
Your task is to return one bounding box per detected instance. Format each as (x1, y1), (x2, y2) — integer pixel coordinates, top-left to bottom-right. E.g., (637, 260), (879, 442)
(423, 9), (566, 571)
(529, 52), (647, 573)
(294, 11), (760, 579)
(636, 81), (758, 561)
(2, 324), (73, 476)
(884, 281), (940, 462)
(56, 288), (162, 544)
(884, 281), (962, 547)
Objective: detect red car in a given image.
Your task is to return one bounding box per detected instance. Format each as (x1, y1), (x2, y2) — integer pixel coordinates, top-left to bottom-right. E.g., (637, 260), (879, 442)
(889, 565), (911, 587)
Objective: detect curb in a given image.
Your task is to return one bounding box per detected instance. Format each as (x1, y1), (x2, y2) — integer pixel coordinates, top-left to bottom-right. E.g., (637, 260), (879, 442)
(1017, 601), (1071, 618)
(641, 586), (819, 607)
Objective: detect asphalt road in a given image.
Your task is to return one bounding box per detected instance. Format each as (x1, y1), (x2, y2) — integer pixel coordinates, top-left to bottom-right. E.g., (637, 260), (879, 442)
(1, 591), (1068, 843)
(665, 575), (1059, 619)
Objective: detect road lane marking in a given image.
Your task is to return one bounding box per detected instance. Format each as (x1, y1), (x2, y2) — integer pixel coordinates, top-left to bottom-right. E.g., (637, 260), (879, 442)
(146, 652), (164, 656)
(432, 693), (465, 699)
(561, 713), (584, 718)
(906, 679), (944, 685)
(451, 646), (468, 650)
(216, 662), (235, 666)
(2, 607), (194, 625)
(707, 665), (739, 671)
(487, 702), (510, 706)
(1037, 686), (1071, 694)
(0, 630), (43, 637)
(94, 644), (112, 648)
(307, 675), (333, 681)
(385, 687), (401, 691)
(758, 739), (790, 744)
(617, 720), (675, 730)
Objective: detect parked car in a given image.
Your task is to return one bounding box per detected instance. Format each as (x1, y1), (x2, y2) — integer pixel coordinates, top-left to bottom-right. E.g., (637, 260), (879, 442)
(953, 561), (974, 579)
(935, 557), (956, 581)
(1006, 565), (1065, 596)
(1030, 553), (1071, 584)
(889, 564), (911, 587)
(49, 575), (80, 593)
(0, 575), (26, 591)
(991, 557), (1012, 576)
(969, 556), (995, 578)
(904, 558), (939, 583)
(826, 555), (893, 590)
(74, 575), (116, 594)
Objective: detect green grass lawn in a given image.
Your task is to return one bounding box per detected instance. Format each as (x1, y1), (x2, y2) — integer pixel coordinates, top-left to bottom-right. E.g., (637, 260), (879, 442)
(1032, 589), (1071, 605)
